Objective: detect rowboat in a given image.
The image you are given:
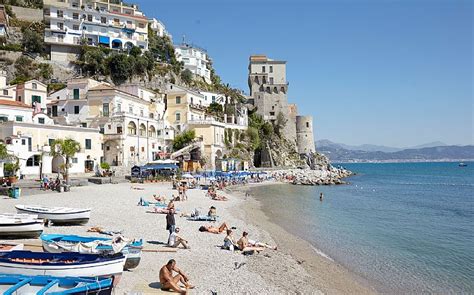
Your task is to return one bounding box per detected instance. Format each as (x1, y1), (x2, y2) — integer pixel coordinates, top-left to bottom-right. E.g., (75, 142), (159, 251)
(0, 251), (125, 279)
(41, 234), (143, 270)
(0, 274), (113, 294)
(0, 242), (24, 252)
(0, 214), (44, 238)
(15, 205), (91, 225)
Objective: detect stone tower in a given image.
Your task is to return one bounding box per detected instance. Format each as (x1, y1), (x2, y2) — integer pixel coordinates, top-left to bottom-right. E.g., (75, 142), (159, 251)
(296, 115), (315, 154)
(248, 55), (297, 146)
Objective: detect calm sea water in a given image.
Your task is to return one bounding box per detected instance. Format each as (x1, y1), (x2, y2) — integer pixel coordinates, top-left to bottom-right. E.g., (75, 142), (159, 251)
(250, 162), (474, 293)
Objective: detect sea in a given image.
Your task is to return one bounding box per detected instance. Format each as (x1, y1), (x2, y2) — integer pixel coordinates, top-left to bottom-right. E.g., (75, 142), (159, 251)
(249, 162), (474, 294)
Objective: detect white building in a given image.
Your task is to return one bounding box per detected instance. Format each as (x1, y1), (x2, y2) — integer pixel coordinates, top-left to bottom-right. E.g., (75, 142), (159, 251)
(43, 0), (149, 63)
(174, 43), (211, 83)
(0, 72), (48, 113)
(148, 18), (170, 39)
(199, 91), (225, 107)
(0, 100), (103, 177)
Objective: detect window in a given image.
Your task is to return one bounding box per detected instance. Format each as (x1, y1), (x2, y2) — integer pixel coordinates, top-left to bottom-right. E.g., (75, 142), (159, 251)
(48, 139), (54, 146)
(270, 66), (273, 73)
(73, 12), (79, 19)
(32, 83), (37, 90)
(52, 105), (58, 117)
(85, 139), (91, 150)
(262, 66), (266, 73)
(175, 112), (181, 122)
(101, 17), (106, 24)
(138, 23), (145, 28)
(57, 10), (63, 18)
(212, 96), (216, 103)
(269, 77), (274, 84)
(22, 139), (26, 145)
(100, 126), (104, 134)
(38, 118), (45, 124)
(139, 124), (146, 136)
(116, 103), (121, 113)
(74, 106), (80, 114)
(113, 18), (120, 25)
(73, 24), (79, 30)
(72, 158), (78, 164)
(58, 23), (64, 30)
(128, 121), (137, 135)
(306, 122), (309, 128)
(26, 155), (40, 167)
(73, 88), (79, 99)
(2, 90), (7, 95)
(129, 105), (133, 114)
(103, 103), (109, 117)
(117, 126), (123, 134)
(15, 116), (23, 122)
(87, 14), (92, 22)
(141, 147), (145, 152)
(270, 112), (275, 116)
(140, 109), (144, 117)
(81, 123), (87, 127)
(175, 96), (181, 104)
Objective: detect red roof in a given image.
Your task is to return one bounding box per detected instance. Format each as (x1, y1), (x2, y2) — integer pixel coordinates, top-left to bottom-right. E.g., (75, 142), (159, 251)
(0, 99), (31, 109)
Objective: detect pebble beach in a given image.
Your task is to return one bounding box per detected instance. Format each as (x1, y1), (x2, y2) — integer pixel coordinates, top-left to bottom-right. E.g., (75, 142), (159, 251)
(0, 181), (375, 294)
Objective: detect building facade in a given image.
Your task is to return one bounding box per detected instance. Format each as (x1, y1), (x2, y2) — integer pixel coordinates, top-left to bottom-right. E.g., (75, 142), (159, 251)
(0, 72), (48, 113)
(43, 0), (149, 63)
(174, 43), (211, 83)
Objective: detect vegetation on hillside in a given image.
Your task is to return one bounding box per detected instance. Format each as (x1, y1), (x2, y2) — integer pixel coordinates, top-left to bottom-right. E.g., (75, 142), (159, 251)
(10, 56), (52, 84)
(172, 129), (196, 151)
(0, 0), (43, 9)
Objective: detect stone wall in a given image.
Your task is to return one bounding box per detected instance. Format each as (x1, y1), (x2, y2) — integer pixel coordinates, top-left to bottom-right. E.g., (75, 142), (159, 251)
(11, 6), (43, 22)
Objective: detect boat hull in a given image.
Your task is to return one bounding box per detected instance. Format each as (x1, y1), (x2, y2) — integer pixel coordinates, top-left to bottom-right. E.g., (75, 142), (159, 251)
(15, 206), (90, 225)
(0, 221), (43, 239)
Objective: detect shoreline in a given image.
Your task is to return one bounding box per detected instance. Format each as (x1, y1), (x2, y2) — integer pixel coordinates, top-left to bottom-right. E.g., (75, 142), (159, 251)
(227, 183), (377, 294)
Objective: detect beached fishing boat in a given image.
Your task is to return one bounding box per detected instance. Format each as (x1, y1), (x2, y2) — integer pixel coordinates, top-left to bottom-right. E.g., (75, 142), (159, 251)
(0, 274), (113, 294)
(15, 205), (91, 225)
(41, 234), (143, 270)
(0, 242), (24, 252)
(0, 214), (44, 238)
(0, 251), (125, 279)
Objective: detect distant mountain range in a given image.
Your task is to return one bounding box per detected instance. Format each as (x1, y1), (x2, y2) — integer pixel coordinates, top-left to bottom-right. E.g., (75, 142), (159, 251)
(316, 140), (474, 162)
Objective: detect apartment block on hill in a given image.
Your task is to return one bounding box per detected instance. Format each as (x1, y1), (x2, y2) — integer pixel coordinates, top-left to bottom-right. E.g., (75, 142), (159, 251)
(174, 43), (211, 83)
(43, 0), (149, 63)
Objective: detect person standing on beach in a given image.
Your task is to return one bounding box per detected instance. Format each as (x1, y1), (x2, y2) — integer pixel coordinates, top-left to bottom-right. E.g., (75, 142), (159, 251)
(159, 259), (194, 294)
(166, 208), (176, 243)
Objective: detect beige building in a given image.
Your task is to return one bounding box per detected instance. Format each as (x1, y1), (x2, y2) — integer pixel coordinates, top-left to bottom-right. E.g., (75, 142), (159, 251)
(0, 72), (48, 112)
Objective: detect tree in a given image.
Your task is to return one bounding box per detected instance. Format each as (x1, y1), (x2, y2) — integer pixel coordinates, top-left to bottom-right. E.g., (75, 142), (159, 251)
(172, 130), (196, 151)
(13, 56), (35, 82)
(107, 54), (132, 85)
(129, 45), (142, 57)
(180, 69), (193, 85)
(38, 63), (53, 80)
(81, 47), (106, 76)
(50, 138), (81, 184)
(206, 102), (223, 117)
(22, 30), (43, 54)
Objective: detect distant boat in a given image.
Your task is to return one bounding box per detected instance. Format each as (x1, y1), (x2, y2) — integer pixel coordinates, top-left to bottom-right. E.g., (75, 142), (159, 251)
(41, 234), (143, 270)
(0, 214), (44, 238)
(0, 250), (125, 279)
(459, 162), (468, 167)
(15, 205), (91, 225)
(0, 274), (113, 294)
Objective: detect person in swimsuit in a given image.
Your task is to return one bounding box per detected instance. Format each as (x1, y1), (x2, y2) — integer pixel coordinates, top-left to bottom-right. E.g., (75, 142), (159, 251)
(198, 222), (230, 234)
(159, 259), (194, 294)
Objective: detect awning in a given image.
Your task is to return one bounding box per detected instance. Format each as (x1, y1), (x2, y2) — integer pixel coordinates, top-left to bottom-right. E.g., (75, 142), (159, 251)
(99, 36), (110, 44)
(111, 39), (122, 44)
(144, 163), (178, 170)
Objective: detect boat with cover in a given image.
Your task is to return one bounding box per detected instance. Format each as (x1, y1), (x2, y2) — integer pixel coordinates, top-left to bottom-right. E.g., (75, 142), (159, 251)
(0, 251), (125, 279)
(0, 214), (44, 238)
(15, 205), (91, 225)
(41, 234), (143, 270)
(0, 274), (113, 294)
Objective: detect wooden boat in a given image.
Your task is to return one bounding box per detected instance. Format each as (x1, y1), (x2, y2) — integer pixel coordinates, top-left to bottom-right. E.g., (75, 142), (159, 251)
(0, 274), (113, 294)
(41, 234), (143, 270)
(0, 242), (24, 252)
(15, 205), (91, 225)
(0, 214), (44, 238)
(0, 251), (125, 279)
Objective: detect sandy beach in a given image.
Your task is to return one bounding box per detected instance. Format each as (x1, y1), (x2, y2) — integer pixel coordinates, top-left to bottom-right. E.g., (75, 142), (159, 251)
(0, 181), (375, 294)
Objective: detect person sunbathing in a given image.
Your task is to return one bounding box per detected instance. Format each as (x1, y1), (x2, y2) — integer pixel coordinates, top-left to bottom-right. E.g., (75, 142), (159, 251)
(159, 259), (194, 294)
(154, 194), (166, 203)
(168, 228), (190, 249)
(237, 231), (275, 252)
(223, 229), (238, 250)
(212, 194), (228, 201)
(198, 222), (230, 234)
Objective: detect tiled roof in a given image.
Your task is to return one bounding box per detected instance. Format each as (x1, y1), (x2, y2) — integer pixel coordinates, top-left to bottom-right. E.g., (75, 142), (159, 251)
(0, 99), (31, 108)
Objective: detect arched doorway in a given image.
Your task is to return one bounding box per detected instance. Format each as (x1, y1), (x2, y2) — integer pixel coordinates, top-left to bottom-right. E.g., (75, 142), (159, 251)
(51, 155), (65, 173)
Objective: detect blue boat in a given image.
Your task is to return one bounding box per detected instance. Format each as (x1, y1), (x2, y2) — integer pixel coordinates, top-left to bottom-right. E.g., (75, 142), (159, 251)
(41, 234), (143, 270)
(0, 274), (113, 294)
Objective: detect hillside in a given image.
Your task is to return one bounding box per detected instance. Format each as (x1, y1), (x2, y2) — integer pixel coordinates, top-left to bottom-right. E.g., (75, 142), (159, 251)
(317, 143), (474, 163)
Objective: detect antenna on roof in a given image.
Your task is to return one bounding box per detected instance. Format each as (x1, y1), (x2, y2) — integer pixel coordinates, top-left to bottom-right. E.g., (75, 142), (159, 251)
(182, 35), (186, 45)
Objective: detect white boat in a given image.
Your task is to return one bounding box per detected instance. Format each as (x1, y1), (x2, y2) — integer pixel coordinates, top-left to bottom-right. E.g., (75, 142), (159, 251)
(0, 214), (44, 238)
(0, 242), (24, 252)
(15, 205), (91, 225)
(0, 250), (125, 279)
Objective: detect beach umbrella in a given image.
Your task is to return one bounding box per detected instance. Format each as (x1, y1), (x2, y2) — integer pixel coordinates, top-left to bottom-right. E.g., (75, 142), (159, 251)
(182, 173), (194, 179)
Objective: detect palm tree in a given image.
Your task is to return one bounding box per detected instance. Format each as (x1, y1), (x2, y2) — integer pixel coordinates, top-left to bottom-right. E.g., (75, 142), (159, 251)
(218, 83), (245, 121)
(50, 139), (81, 184)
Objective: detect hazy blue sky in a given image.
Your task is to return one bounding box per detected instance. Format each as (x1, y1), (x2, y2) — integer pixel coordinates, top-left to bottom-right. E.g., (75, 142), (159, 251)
(136, 0), (472, 147)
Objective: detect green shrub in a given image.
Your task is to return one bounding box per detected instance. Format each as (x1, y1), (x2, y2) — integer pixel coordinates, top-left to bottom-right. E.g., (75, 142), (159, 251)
(100, 162), (110, 170)
(0, 43), (22, 52)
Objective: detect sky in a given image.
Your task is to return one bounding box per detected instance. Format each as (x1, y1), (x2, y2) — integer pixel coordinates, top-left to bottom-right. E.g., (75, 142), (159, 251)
(135, 0), (472, 148)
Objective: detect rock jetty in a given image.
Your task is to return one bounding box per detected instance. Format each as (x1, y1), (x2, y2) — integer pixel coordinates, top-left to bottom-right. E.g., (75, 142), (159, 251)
(269, 166), (353, 186)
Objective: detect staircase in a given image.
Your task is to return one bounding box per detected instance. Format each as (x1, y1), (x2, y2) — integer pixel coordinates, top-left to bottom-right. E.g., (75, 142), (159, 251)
(170, 139), (204, 159)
